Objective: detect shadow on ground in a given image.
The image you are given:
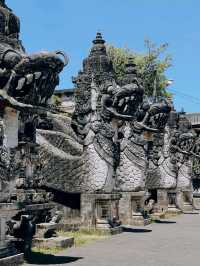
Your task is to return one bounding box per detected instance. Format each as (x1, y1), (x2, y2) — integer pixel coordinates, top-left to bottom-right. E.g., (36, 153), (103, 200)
(122, 227), (152, 233)
(183, 212), (199, 215)
(25, 251), (83, 265)
(154, 220), (176, 224)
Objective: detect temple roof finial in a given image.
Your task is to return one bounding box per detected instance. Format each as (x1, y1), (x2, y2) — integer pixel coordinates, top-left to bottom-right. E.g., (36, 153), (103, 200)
(124, 57), (137, 75)
(93, 32), (105, 45)
(0, 0), (10, 9)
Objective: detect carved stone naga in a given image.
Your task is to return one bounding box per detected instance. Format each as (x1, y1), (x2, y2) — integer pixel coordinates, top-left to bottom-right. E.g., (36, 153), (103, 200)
(37, 33), (171, 198)
(26, 32), (174, 229)
(71, 33), (172, 197)
(37, 33), (147, 194)
(146, 108), (196, 211)
(0, 0), (67, 107)
(116, 58), (171, 192)
(0, 0), (67, 256)
(175, 113), (196, 192)
(71, 33), (148, 193)
(0, 0), (67, 198)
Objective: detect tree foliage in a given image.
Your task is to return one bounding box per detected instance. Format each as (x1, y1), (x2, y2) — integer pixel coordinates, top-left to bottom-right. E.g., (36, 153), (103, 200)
(106, 39), (172, 97)
(51, 94), (62, 106)
(193, 159), (200, 177)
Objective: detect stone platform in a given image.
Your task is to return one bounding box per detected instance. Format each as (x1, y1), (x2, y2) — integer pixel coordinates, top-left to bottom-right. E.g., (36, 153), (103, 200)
(0, 253), (24, 266)
(33, 236), (74, 249)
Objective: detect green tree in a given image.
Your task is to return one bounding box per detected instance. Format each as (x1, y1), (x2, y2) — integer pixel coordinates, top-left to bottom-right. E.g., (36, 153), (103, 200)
(51, 94), (62, 106)
(106, 39), (172, 97)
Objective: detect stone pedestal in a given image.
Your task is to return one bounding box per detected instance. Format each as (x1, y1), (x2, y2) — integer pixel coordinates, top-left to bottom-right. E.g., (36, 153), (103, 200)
(150, 212), (166, 220)
(0, 204), (21, 259)
(132, 212), (151, 226)
(166, 205), (182, 215)
(193, 193), (200, 210)
(118, 193), (132, 225)
(96, 226), (123, 235)
(0, 217), (8, 259)
(81, 193), (121, 228)
(0, 253), (24, 266)
(33, 236), (74, 249)
(95, 219), (122, 234)
(157, 189), (169, 212)
(96, 219), (111, 229)
(176, 190), (194, 213)
(35, 223), (59, 238)
(118, 191), (146, 225)
(33, 223), (74, 249)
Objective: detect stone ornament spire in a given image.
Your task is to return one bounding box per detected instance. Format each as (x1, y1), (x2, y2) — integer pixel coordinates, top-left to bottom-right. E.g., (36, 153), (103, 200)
(0, 0), (12, 11)
(0, 0), (20, 37)
(92, 32), (105, 45)
(0, 0), (6, 7)
(121, 57), (140, 86)
(83, 32), (113, 74)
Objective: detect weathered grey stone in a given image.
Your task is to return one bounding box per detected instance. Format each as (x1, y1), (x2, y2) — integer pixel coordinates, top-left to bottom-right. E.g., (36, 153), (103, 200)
(0, 253), (24, 266)
(33, 236), (74, 249)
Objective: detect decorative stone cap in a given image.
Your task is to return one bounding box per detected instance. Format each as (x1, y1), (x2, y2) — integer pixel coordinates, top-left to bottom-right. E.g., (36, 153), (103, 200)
(92, 32), (105, 45)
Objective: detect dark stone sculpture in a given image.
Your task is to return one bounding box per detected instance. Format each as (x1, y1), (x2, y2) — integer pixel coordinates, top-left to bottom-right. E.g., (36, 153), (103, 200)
(71, 33), (149, 193)
(116, 57), (171, 193)
(146, 108), (196, 212)
(0, 0), (67, 259)
(35, 33), (172, 227)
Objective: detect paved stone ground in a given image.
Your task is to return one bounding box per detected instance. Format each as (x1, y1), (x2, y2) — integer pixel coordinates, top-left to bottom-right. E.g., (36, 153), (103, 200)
(26, 214), (200, 266)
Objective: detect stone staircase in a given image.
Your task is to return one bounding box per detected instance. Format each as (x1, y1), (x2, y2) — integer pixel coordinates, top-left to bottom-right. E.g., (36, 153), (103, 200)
(182, 202), (199, 214)
(183, 202), (193, 212)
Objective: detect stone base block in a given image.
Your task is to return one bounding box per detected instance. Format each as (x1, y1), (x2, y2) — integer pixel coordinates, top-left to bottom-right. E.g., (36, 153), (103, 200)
(150, 212), (166, 220)
(33, 236), (74, 249)
(193, 197), (200, 210)
(182, 202), (194, 213)
(0, 253), (24, 266)
(35, 223), (59, 238)
(96, 219), (111, 230)
(131, 213), (151, 226)
(96, 226), (123, 235)
(183, 210), (199, 215)
(56, 222), (81, 232)
(166, 206), (182, 215)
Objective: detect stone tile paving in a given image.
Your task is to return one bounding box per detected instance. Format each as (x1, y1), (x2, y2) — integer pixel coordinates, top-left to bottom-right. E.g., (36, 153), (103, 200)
(25, 214), (200, 266)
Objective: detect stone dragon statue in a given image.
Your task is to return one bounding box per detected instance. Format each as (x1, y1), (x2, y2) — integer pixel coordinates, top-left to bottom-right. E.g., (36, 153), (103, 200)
(115, 59), (171, 193)
(37, 32), (144, 193)
(0, 0), (67, 254)
(146, 108), (196, 210)
(37, 33), (171, 201)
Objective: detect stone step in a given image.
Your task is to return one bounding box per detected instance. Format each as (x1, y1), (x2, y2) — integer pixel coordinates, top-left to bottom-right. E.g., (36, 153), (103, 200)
(33, 236), (74, 249)
(0, 253), (24, 266)
(183, 211), (199, 215)
(182, 202), (194, 212)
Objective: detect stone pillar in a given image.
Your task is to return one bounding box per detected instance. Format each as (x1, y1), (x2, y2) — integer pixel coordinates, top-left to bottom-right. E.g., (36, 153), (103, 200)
(118, 192), (132, 225)
(0, 217), (9, 259)
(176, 190), (184, 210)
(0, 204), (23, 260)
(157, 189), (168, 212)
(81, 194), (95, 228)
(193, 192), (200, 210)
(4, 107), (19, 149)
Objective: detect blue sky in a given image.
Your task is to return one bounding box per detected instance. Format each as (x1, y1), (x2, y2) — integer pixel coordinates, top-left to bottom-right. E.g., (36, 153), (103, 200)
(7, 0), (200, 112)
